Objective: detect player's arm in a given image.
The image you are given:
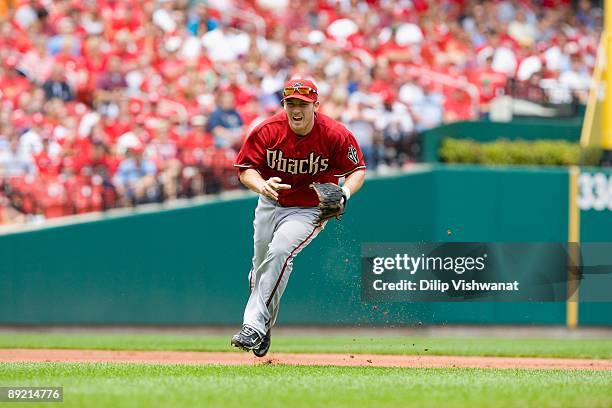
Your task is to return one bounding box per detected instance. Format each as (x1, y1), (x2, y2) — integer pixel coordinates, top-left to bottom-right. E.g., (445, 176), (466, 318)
(341, 169), (365, 200)
(239, 169), (291, 201)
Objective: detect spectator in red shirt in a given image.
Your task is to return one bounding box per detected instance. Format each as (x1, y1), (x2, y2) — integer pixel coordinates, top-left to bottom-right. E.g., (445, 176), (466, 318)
(179, 115), (213, 196)
(96, 55), (127, 94)
(33, 137), (61, 178)
(469, 55), (508, 112)
(0, 57), (32, 105)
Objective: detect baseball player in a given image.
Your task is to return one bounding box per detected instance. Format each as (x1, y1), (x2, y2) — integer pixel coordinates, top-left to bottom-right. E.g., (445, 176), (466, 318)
(231, 79), (366, 357)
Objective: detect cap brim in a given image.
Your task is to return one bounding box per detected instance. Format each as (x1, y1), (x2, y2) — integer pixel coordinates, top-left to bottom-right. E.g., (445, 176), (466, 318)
(282, 94), (316, 103)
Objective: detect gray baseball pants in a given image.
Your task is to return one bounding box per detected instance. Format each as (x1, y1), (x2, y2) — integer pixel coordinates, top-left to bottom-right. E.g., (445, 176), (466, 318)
(243, 195), (324, 336)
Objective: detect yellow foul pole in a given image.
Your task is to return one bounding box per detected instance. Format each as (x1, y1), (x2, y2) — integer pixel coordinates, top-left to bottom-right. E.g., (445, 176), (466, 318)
(604, 0), (612, 150)
(566, 166), (580, 329)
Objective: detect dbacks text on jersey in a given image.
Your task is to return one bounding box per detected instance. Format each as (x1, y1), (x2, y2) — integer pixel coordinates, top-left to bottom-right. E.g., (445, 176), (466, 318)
(266, 149), (329, 176)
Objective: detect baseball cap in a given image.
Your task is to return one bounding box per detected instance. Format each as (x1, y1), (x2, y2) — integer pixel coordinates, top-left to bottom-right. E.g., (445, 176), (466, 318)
(282, 79), (318, 103)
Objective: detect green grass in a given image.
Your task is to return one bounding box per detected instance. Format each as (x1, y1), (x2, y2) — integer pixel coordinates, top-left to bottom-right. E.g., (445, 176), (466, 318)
(2, 334), (610, 407)
(0, 363), (611, 408)
(0, 333), (611, 359)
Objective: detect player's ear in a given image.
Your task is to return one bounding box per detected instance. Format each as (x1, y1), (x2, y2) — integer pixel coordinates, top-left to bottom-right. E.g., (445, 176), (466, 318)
(313, 101), (320, 111)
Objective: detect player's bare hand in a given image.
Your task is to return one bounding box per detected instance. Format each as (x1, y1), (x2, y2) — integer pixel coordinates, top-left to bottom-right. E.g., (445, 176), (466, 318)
(261, 177), (291, 200)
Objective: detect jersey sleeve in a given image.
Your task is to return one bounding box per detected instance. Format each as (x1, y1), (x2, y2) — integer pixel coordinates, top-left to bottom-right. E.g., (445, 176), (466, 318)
(332, 129), (366, 178)
(234, 126), (267, 172)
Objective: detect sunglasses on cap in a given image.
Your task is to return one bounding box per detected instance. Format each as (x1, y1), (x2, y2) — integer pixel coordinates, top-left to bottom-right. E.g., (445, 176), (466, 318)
(283, 86), (318, 97)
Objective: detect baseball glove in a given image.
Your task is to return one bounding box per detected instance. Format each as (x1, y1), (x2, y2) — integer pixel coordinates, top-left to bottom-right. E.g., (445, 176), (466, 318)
(310, 182), (346, 223)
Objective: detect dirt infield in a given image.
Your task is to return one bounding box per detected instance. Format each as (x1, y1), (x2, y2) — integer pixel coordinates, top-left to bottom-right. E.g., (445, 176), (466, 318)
(1, 349), (611, 370)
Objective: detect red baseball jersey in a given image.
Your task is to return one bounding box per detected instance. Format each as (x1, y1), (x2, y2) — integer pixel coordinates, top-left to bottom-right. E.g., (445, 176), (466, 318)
(235, 111), (366, 207)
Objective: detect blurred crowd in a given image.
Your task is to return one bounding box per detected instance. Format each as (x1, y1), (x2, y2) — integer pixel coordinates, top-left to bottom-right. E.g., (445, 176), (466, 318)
(0, 0), (602, 225)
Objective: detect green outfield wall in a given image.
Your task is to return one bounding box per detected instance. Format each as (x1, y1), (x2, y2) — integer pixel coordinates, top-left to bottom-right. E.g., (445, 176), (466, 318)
(573, 167), (612, 325)
(1, 165), (610, 326)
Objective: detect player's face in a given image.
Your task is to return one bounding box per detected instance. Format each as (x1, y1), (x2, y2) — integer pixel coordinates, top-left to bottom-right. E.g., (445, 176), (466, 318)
(284, 99), (319, 135)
